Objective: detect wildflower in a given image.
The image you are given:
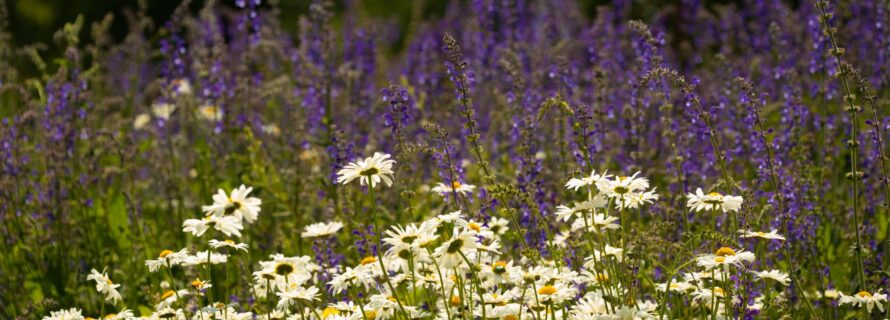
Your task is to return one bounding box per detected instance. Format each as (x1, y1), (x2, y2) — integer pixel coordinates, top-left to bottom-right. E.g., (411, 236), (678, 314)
(565, 169), (611, 191)
(336, 152), (396, 188)
(431, 181), (476, 196)
(151, 102), (176, 120)
(301, 221), (344, 238)
(752, 269), (790, 286)
(838, 290), (888, 313)
(42, 308), (84, 320)
(87, 268), (123, 304)
(739, 229), (786, 241)
(202, 184), (262, 223)
(197, 105), (223, 121)
(171, 79), (192, 96)
(655, 281), (695, 293)
(190, 278), (212, 291)
(554, 198), (606, 222)
(329, 266), (374, 294)
(100, 309), (135, 320)
(181, 251), (229, 267)
(696, 247), (755, 270)
(276, 286), (321, 309)
(487, 217), (510, 235)
(686, 188), (743, 213)
(433, 228), (478, 268)
(133, 113), (151, 129)
(570, 213), (621, 232)
(182, 215), (243, 237)
(145, 249), (189, 272)
(595, 172), (659, 208)
(208, 239), (249, 252)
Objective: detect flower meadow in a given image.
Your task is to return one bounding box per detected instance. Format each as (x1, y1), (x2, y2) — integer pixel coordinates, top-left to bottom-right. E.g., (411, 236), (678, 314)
(2, 0), (890, 319)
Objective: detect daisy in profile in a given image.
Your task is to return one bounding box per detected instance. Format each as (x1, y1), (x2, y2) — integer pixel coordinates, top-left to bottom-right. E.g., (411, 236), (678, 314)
(554, 197), (607, 222)
(696, 247), (756, 270)
(182, 215), (243, 237)
(336, 152), (396, 188)
(87, 268), (122, 305)
(202, 184), (262, 223)
(277, 286), (321, 310)
(301, 221), (344, 238)
(752, 269), (790, 286)
(208, 239), (249, 252)
(431, 180), (476, 196)
(838, 290), (888, 313)
(181, 251), (229, 267)
(565, 169), (611, 191)
(42, 308), (84, 320)
(570, 213), (621, 232)
(145, 249), (189, 272)
(686, 188), (743, 213)
(739, 229), (785, 241)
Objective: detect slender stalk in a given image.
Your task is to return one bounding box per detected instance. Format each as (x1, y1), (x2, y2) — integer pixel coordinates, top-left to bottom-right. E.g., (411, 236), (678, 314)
(815, 0), (867, 290)
(367, 184), (409, 319)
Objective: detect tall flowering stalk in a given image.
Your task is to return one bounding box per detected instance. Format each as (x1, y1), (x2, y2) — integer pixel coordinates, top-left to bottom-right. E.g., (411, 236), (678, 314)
(815, 0), (867, 290)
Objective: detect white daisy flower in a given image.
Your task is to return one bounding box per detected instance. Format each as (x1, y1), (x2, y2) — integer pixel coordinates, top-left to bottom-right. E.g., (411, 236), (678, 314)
(686, 188), (743, 213)
(181, 251), (229, 267)
(133, 113), (151, 130)
(182, 215), (244, 237)
(202, 184), (262, 223)
(336, 152), (396, 188)
(197, 105), (223, 121)
(570, 213), (621, 232)
(151, 102), (176, 120)
(696, 247), (756, 270)
(838, 290), (888, 313)
(208, 239), (249, 252)
(752, 269), (790, 286)
(487, 217), (510, 235)
(565, 169), (611, 191)
(328, 266), (374, 294)
(87, 268), (123, 304)
(433, 228), (478, 268)
(738, 229), (786, 241)
(655, 281), (695, 293)
(42, 308), (84, 320)
(145, 249), (189, 272)
(171, 79), (192, 96)
(101, 308), (135, 320)
(431, 181), (477, 196)
(301, 221), (344, 238)
(554, 197), (607, 222)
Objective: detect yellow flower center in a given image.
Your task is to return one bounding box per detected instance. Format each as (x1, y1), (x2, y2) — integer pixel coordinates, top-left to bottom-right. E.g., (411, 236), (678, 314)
(714, 287), (725, 295)
(452, 181), (462, 189)
(493, 261), (508, 274)
(707, 192), (723, 197)
(224, 239), (236, 245)
(714, 257), (726, 263)
(618, 176), (628, 181)
(364, 310), (377, 319)
(538, 285), (558, 295)
(191, 279), (204, 288)
(159, 249), (174, 258)
(715, 247), (736, 257)
(468, 222), (481, 232)
(503, 315), (518, 320)
(596, 273), (609, 282)
(755, 232), (767, 237)
(322, 307), (340, 319)
(360, 256), (378, 265)
(161, 290), (176, 300)
(857, 291), (873, 298)
(450, 295), (462, 306)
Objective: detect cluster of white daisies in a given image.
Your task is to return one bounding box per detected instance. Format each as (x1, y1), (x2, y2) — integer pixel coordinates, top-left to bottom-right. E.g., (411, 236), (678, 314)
(43, 152), (888, 319)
